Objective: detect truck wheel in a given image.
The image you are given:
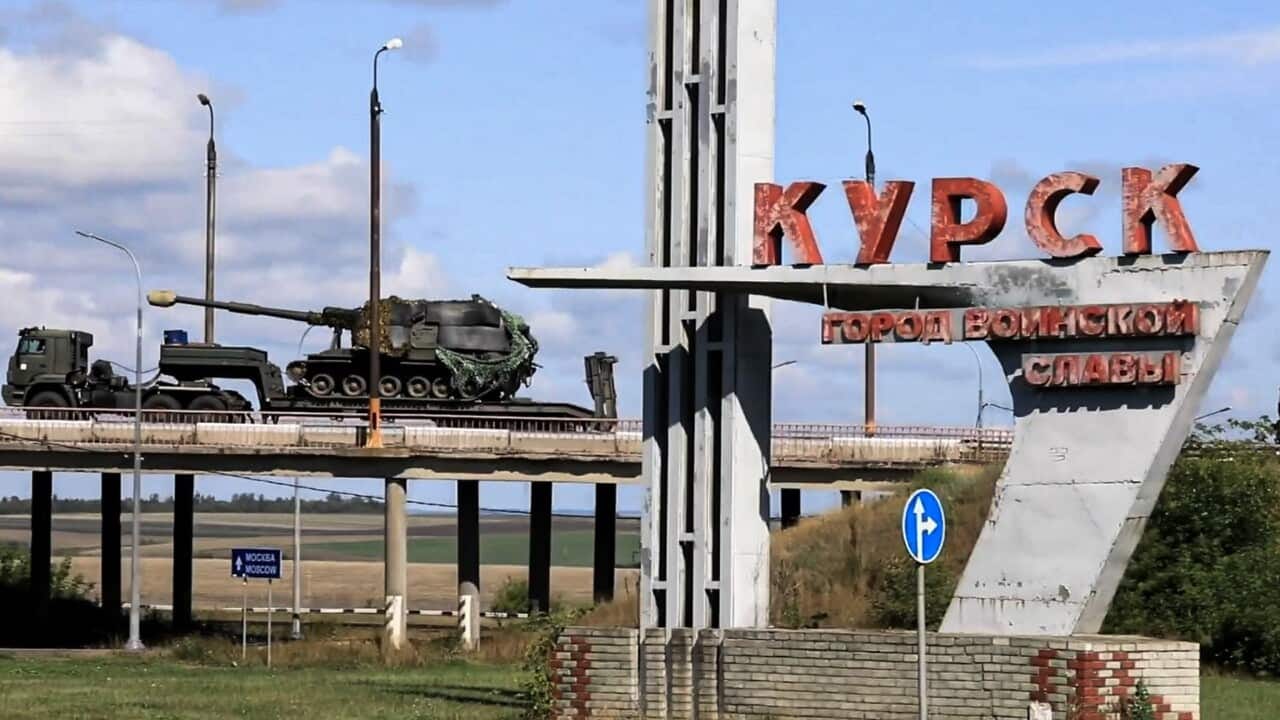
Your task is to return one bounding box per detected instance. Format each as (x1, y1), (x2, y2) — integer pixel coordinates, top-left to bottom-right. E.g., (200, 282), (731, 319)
(142, 394), (182, 422)
(341, 374), (367, 397)
(27, 391), (69, 420)
(187, 395), (228, 422)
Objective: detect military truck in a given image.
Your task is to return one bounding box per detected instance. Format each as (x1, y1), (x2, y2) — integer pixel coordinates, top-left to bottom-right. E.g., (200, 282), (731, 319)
(2, 326), (251, 418)
(2, 325), (614, 423)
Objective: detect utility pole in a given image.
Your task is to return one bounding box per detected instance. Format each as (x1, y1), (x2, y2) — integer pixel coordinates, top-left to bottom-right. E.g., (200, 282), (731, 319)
(198, 94), (216, 344)
(367, 38), (401, 448)
(853, 100), (877, 436)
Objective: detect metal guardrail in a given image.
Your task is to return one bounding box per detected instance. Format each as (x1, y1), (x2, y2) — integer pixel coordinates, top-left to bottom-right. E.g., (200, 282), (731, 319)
(0, 407), (1013, 466)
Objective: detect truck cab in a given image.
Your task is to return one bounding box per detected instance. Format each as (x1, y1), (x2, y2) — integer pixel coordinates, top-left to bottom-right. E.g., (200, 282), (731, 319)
(2, 327), (93, 407)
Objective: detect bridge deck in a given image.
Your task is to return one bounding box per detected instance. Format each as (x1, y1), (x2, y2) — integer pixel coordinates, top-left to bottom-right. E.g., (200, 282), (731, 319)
(0, 411), (1011, 489)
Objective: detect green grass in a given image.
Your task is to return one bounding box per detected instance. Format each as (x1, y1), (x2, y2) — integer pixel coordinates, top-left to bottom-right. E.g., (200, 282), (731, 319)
(308, 529), (641, 568)
(3, 655), (1277, 719)
(1203, 673), (1280, 719)
(0, 655), (524, 720)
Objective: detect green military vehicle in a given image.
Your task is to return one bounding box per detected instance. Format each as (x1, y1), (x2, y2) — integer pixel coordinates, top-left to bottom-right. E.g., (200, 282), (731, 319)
(2, 323), (614, 423)
(2, 326), (251, 418)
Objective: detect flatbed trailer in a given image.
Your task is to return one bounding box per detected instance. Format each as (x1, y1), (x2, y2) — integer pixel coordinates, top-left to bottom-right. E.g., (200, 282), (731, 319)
(4, 327), (617, 425)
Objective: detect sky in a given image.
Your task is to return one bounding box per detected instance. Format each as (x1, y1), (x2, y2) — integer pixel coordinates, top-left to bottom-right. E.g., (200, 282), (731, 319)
(0, 0), (1276, 514)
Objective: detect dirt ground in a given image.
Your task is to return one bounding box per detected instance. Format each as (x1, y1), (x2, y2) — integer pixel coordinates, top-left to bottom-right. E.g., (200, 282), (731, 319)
(67, 556), (639, 611)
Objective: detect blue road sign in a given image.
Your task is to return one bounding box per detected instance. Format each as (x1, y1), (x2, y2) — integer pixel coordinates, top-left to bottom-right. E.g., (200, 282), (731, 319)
(231, 547), (282, 579)
(901, 489), (946, 564)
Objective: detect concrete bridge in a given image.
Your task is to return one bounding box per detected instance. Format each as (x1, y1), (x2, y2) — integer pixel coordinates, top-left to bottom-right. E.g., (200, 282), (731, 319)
(6, 408), (1010, 635)
(0, 411), (1011, 489)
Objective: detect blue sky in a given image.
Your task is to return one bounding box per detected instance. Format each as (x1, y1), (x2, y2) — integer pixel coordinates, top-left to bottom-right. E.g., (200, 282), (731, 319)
(0, 0), (1276, 513)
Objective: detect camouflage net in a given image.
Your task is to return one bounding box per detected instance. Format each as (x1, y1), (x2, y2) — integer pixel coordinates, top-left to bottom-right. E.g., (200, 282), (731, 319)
(436, 310), (538, 399)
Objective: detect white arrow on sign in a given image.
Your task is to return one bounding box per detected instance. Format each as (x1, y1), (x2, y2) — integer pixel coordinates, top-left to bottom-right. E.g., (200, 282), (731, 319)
(235, 556), (243, 573)
(913, 497), (938, 562)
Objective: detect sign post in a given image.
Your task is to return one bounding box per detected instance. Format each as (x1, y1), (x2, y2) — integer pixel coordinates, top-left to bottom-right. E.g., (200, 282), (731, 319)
(902, 489), (945, 720)
(231, 547), (282, 667)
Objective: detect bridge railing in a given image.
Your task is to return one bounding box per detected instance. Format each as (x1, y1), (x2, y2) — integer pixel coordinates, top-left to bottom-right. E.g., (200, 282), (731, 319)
(0, 407), (1013, 465)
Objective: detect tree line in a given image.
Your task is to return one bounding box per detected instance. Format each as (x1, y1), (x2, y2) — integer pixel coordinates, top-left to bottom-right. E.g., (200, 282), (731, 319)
(0, 491), (382, 514)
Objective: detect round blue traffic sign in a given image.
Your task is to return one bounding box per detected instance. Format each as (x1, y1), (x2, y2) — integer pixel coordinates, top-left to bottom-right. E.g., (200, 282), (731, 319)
(901, 488), (946, 564)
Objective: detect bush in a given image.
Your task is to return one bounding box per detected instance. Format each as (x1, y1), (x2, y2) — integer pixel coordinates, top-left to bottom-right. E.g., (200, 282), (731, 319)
(491, 576), (530, 615)
(870, 555), (955, 630)
(1105, 449), (1280, 674)
(0, 543), (105, 647)
(519, 607), (586, 719)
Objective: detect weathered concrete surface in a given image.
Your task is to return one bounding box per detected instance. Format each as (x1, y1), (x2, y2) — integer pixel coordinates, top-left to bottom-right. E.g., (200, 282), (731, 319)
(509, 250), (1267, 635)
(0, 420), (996, 486)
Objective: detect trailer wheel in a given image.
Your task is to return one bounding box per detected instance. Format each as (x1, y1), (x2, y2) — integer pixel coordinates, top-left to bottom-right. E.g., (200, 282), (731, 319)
(406, 376), (430, 399)
(341, 374), (367, 397)
(27, 391), (69, 420)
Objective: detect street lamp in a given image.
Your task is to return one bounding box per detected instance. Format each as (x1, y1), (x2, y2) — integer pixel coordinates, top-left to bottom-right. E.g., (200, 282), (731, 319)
(367, 36), (402, 449)
(197, 93), (216, 344)
(852, 100), (877, 437)
(772, 359), (797, 370)
(962, 343), (985, 430)
(76, 230), (145, 651)
(1194, 406), (1231, 422)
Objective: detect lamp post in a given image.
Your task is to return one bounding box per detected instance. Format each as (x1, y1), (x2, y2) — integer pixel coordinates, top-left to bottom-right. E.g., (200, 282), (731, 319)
(852, 100), (877, 437)
(367, 37), (402, 449)
(197, 93), (216, 344)
(1194, 406), (1231, 422)
(772, 359), (797, 370)
(962, 343), (985, 431)
(76, 230), (145, 651)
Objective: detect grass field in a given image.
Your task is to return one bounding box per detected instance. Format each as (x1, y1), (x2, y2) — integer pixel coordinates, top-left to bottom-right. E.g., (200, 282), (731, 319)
(0, 511), (642, 611)
(306, 529), (641, 567)
(1203, 674), (1280, 719)
(0, 655), (524, 719)
(0, 654), (1275, 719)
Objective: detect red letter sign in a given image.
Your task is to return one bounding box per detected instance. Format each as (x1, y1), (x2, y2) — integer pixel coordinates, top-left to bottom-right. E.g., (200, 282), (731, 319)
(1122, 163), (1199, 255)
(930, 178), (1007, 263)
(1025, 171), (1102, 259)
(752, 182), (825, 266)
(843, 180), (914, 265)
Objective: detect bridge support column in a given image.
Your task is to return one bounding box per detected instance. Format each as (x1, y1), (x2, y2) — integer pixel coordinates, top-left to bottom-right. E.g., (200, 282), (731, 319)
(593, 484), (616, 604)
(457, 480), (480, 651)
(101, 472), (121, 626)
(528, 482), (552, 613)
(383, 478), (408, 656)
(30, 470), (52, 621)
(780, 489), (801, 529)
(172, 474), (194, 631)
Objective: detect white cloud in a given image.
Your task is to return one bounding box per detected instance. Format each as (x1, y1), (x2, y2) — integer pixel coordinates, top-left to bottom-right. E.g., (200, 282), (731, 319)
(0, 36), (205, 198)
(967, 25), (1280, 71)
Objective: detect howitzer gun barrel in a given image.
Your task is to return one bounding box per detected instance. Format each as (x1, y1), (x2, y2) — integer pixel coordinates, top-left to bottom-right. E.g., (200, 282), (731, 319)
(147, 290), (326, 325)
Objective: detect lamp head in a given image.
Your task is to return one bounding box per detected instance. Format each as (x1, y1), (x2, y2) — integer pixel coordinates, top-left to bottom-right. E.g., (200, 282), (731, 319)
(197, 93), (211, 106)
(852, 100), (867, 116)
(383, 37), (403, 51)
(147, 290), (177, 308)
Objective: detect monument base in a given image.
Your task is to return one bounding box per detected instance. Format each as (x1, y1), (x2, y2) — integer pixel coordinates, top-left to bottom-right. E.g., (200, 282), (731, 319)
(549, 627), (1199, 719)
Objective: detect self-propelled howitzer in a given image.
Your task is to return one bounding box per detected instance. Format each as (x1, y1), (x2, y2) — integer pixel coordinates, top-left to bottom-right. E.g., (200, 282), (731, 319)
(146, 290), (539, 402)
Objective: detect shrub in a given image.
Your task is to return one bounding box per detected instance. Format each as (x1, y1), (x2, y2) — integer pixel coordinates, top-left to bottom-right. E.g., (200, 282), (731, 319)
(491, 576), (530, 615)
(1105, 448), (1280, 674)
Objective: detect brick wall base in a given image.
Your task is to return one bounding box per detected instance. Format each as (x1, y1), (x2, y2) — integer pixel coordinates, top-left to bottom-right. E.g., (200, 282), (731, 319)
(549, 628), (1199, 719)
